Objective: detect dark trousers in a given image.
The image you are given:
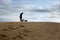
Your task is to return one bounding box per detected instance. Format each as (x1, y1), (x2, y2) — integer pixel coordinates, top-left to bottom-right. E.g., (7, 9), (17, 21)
(20, 17), (23, 22)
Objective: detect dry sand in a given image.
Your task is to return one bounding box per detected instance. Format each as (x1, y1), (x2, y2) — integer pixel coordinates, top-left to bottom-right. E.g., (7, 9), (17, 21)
(0, 22), (60, 40)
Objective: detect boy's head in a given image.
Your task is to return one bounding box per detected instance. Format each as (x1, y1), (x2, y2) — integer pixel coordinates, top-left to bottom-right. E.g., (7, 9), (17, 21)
(21, 12), (23, 14)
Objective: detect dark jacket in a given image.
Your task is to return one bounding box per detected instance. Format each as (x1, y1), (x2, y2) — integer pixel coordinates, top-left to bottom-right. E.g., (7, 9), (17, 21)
(20, 12), (23, 20)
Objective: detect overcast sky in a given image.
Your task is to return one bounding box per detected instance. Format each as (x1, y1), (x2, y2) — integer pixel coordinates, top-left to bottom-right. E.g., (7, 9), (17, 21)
(0, 0), (60, 22)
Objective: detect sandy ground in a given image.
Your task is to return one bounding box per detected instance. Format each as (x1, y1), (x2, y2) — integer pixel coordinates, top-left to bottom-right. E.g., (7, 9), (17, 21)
(0, 22), (60, 40)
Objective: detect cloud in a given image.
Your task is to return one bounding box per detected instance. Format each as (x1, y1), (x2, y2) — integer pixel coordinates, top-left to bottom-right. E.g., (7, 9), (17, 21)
(0, 0), (60, 22)
(25, 0), (60, 22)
(20, 4), (34, 11)
(0, 15), (19, 22)
(0, 0), (22, 15)
(51, 0), (60, 11)
(21, 4), (52, 13)
(0, 0), (21, 22)
(1, 0), (12, 5)
(30, 8), (51, 13)
(29, 1), (60, 13)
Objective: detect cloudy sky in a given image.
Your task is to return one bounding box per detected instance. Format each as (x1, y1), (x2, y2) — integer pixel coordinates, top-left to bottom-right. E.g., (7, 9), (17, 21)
(0, 0), (60, 22)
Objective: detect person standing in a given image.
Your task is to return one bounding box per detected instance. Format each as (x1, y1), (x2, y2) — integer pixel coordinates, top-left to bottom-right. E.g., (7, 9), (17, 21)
(20, 12), (23, 22)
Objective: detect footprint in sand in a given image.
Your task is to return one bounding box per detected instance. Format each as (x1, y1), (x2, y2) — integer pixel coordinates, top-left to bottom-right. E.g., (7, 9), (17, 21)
(17, 34), (23, 39)
(8, 27), (16, 30)
(20, 25), (25, 27)
(2, 28), (9, 31)
(11, 37), (17, 40)
(0, 34), (7, 37)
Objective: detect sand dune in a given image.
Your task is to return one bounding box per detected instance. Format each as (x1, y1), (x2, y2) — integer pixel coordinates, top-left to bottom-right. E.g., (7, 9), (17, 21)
(0, 22), (60, 40)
